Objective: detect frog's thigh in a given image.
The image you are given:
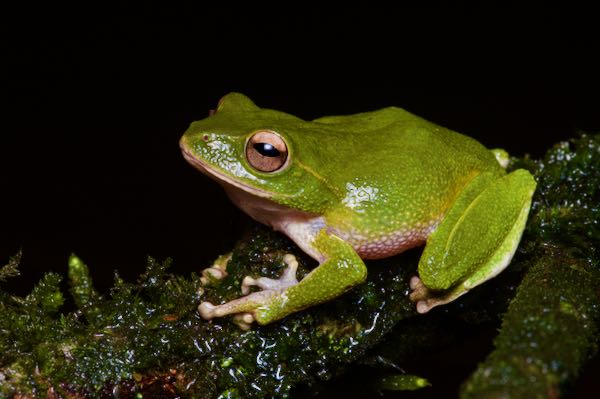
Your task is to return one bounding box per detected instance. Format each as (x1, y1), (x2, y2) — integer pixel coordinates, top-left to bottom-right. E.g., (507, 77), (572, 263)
(414, 169), (536, 312)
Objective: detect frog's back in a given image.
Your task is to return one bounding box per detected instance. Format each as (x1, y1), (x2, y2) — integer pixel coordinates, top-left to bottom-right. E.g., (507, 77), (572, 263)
(312, 106), (503, 189)
(310, 107), (505, 258)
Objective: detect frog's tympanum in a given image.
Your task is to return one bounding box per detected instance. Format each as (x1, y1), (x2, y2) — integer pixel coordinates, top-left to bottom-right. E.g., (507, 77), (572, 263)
(180, 93), (536, 329)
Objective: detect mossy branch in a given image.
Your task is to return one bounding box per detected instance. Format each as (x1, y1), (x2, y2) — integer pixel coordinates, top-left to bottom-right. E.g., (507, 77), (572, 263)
(461, 134), (600, 398)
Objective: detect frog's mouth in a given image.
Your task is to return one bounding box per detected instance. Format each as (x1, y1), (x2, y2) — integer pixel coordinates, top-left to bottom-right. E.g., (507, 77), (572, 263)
(180, 145), (274, 199)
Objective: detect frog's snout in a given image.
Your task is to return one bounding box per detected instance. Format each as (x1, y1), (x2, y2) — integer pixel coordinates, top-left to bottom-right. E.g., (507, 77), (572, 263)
(178, 135), (188, 150)
(179, 135), (197, 163)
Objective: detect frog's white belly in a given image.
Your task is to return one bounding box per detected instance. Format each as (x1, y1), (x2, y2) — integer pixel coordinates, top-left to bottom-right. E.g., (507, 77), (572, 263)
(334, 222), (438, 259)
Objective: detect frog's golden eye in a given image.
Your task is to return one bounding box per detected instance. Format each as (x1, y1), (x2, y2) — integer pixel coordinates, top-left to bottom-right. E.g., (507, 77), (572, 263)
(246, 130), (289, 172)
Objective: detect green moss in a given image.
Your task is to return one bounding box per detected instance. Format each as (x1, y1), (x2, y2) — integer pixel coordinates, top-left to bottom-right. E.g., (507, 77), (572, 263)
(0, 251), (20, 282)
(0, 226), (421, 398)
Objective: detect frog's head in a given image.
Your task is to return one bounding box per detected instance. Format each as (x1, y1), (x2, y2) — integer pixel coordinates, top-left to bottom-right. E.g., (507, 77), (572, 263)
(180, 93), (335, 214)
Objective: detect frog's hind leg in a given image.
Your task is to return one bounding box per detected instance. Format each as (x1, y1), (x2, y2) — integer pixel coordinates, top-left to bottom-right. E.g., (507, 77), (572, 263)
(410, 169), (536, 313)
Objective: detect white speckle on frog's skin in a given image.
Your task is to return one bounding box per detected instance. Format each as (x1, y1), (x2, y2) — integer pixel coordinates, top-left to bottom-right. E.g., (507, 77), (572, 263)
(205, 140), (258, 181)
(206, 139), (230, 152)
(342, 182), (380, 211)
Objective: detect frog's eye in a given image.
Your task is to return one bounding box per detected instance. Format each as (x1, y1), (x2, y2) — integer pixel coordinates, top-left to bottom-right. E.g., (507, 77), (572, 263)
(246, 130), (289, 172)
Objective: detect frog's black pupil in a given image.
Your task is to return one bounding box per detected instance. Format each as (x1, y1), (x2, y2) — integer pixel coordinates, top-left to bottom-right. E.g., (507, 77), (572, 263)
(254, 142), (280, 157)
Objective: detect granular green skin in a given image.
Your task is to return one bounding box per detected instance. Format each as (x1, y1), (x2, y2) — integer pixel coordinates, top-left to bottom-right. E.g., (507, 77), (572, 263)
(1, 134), (599, 398)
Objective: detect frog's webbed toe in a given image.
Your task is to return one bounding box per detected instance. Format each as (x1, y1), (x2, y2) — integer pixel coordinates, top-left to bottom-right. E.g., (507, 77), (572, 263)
(409, 275), (470, 314)
(198, 254), (300, 328)
(242, 254), (299, 294)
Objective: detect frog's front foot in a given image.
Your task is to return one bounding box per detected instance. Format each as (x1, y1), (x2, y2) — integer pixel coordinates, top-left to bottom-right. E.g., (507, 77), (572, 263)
(198, 254), (300, 329)
(199, 253), (232, 286)
(241, 254), (299, 294)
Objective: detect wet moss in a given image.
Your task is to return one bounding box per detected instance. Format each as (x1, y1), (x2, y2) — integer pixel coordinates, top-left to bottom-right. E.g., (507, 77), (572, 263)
(1, 227), (421, 398)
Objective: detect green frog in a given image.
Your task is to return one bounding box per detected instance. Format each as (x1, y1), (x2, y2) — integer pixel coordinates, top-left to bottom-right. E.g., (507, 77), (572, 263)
(180, 93), (536, 329)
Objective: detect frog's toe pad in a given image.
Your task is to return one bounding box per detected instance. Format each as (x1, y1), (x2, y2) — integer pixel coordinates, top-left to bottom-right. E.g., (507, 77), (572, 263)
(198, 301), (218, 319)
(409, 276), (422, 291)
(200, 267), (226, 286)
(232, 313), (255, 330)
(241, 254), (299, 294)
(409, 276), (433, 313)
(199, 253), (232, 286)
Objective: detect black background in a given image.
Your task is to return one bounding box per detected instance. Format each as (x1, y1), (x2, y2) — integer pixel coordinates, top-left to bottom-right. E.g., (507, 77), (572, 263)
(2, 3), (599, 398)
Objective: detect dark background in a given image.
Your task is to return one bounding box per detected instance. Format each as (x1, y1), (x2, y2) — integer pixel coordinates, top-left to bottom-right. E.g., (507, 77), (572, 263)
(2, 3), (599, 398)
